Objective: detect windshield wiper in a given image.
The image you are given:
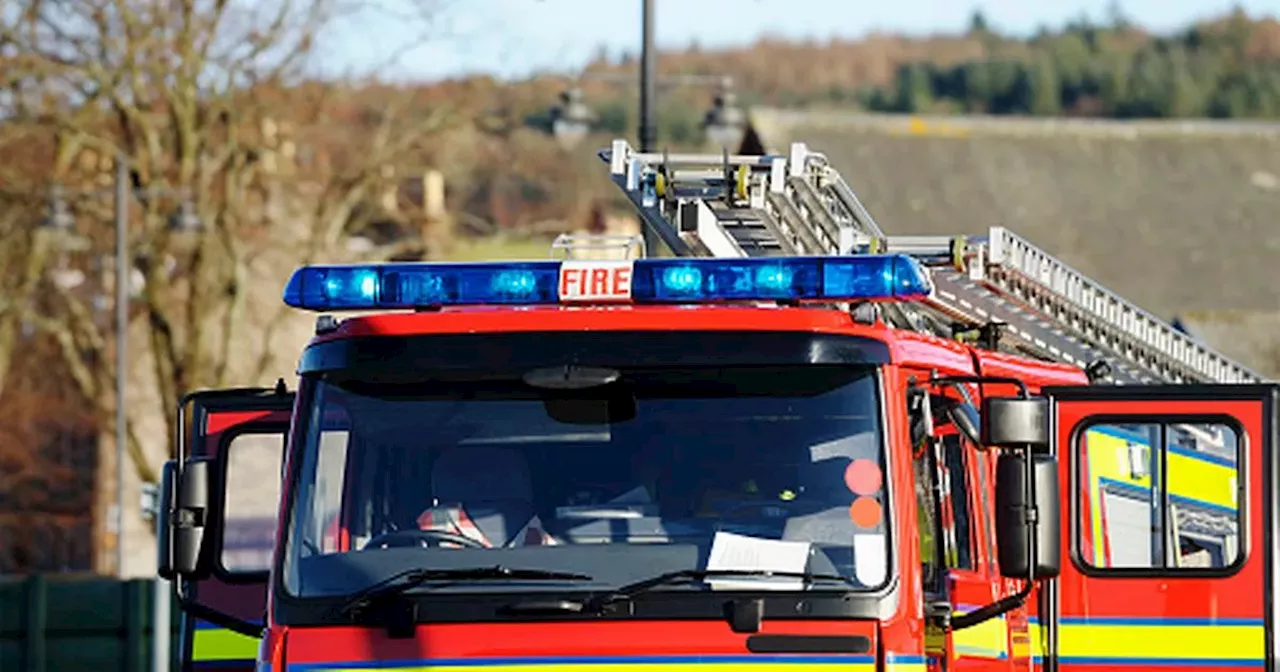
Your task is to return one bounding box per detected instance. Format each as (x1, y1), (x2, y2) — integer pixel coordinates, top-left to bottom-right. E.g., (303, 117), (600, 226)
(564, 569), (857, 614)
(327, 565), (594, 619)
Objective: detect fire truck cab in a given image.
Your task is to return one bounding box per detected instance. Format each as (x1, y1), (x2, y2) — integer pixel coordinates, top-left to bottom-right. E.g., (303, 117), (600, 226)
(156, 251), (1275, 672)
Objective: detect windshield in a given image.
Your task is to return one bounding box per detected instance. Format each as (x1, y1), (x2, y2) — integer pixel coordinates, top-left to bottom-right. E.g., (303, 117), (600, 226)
(282, 364), (889, 600)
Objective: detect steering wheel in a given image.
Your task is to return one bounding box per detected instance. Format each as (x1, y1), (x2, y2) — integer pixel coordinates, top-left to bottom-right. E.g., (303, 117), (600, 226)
(363, 528), (488, 550)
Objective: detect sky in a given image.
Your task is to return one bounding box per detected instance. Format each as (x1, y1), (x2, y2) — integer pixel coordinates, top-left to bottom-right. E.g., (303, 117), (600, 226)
(321, 0), (1280, 82)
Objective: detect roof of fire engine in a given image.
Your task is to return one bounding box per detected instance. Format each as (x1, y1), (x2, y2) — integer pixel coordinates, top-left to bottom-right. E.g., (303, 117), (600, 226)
(278, 253), (1087, 389)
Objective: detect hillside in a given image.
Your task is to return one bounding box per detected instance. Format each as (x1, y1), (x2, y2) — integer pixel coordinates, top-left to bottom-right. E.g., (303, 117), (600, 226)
(568, 8), (1280, 120)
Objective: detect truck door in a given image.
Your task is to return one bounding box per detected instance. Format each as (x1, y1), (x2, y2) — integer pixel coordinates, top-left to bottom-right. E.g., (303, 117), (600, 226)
(179, 386), (294, 672)
(1043, 384), (1274, 672)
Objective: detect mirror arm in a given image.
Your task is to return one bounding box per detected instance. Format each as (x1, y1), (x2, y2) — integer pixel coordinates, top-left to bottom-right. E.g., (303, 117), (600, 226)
(170, 557), (263, 639)
(951, 581), (1032, 630)
(175, 590), (264, 639)
(173, 574), (262, 639)
(929, 374), (1029, 399)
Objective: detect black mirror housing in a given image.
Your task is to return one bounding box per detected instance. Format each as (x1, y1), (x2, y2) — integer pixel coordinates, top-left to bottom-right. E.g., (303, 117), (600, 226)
(173, 456), (215, 578)
(157, 460), (179, 580)
(945, 402), (982, 447)
(982, 396), (1049, 449)
(995, 452), (1061, 580)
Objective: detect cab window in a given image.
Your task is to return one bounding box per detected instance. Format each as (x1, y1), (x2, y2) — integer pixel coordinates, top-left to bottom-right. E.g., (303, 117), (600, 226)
(909, 389), (979, 587)
(912, 439), (943, 590)
(283, 365), (891, 599)
(1076, 421), (1242, 571)
(941, 433), (974, 570)
(221, 432), (285, 573)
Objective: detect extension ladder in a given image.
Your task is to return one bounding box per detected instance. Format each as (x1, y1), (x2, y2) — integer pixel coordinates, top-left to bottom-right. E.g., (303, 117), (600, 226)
(598, 139), (1265, 386)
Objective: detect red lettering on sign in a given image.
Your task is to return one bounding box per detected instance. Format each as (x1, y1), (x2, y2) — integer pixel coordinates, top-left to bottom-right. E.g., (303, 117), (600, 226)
(612, 267), (632, 295)
(589, 268), (609, 295)
(558, 261), (635, 302)
(559, 267), (580, 297)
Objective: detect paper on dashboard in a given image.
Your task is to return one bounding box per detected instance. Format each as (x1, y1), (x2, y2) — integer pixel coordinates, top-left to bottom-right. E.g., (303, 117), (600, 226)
(705, 531), (812, 591)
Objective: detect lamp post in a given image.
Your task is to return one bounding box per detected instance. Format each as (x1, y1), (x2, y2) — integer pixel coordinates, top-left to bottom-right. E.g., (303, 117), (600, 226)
(543, 0), (748, 256)
(43, 154), (202, 672)
(702, 76), (748, 151)
(549, 87), (596, 150)
(549, 73), (742, 148)
(639, 0), (656, 154)
(42, 153), (204, 577)
(545, 73), (746, 256)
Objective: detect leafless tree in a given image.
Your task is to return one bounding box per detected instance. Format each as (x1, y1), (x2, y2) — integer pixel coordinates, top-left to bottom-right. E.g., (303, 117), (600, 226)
(0, 0), (456, 486)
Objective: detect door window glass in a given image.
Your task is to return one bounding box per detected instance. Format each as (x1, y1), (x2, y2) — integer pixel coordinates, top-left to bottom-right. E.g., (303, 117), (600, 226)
(221, 432), (285, 573)
(1076, 421), (1241, 571)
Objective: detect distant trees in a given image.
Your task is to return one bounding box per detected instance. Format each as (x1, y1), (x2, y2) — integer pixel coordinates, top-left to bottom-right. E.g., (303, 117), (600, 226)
(865, 12), (1280, 118)
(566, 9), (1280, 121)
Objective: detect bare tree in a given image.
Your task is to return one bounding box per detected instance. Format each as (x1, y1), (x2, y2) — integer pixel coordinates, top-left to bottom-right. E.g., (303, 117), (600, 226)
(0, 330), (99, 572)
(0, 0), (456, 486)
(0, 191), (57, 397)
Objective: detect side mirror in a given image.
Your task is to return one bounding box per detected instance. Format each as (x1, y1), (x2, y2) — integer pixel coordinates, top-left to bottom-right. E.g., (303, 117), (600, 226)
(156, 460), (179, 580)
(173, 456), (215, 578)
(994, 451), (1061, 580)
(982, 396), (1049, 449)
(944, 401), (982, 446)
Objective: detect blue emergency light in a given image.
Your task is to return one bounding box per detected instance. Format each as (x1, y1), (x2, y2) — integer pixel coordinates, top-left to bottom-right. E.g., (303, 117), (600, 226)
(281, 254), (933, 311)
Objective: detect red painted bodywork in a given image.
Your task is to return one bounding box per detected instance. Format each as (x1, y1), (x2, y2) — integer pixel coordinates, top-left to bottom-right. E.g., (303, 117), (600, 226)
(311, 304), (868, 343)
(185, 303), (1270, 672)
(193, 408), (292, 622)
(282, 620), (880, 665)
(1044, 397), (1268, 672)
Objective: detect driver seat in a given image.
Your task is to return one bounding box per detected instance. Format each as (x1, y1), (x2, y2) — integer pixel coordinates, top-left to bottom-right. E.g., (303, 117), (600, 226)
(418, 446), (557, 548)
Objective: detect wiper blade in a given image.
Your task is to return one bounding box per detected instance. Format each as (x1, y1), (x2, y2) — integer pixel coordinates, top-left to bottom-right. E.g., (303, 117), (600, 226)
(583, 569), (857, 612)
(328, 565), (594, 619)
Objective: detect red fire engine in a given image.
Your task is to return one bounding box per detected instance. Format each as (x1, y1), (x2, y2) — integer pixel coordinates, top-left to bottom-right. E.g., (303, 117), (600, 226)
(156, 140), (1274, 672)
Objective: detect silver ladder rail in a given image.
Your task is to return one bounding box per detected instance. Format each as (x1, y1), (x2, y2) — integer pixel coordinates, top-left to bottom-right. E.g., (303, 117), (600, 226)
(601, 139), (882, 258)
(599, 138), (1266, 386)
(865, 231), (1265, 384)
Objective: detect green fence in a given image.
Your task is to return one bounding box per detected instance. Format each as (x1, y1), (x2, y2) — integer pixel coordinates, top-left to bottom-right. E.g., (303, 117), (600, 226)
(0, 574), (180, 672)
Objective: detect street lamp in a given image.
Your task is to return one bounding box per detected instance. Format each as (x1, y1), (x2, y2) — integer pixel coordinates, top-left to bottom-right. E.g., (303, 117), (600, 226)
(167, 200), (204, 233)
(42, 184), (76, 231)
(541, 72), (744, 258)
(640, 0), (656, 153)
(549, 87), (596, 150)
(703, 77), (747, 151)
(40, 153), (204, 581)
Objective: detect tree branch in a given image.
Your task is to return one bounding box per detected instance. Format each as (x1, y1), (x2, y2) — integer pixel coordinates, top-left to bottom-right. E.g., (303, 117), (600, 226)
(4, 0), (459, 488)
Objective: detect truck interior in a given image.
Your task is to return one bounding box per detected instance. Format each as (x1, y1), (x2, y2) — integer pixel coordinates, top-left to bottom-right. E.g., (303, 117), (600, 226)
(279, 363), (893, 600)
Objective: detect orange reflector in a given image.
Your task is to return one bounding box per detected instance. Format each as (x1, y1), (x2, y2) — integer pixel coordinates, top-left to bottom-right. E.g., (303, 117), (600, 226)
(848, 496), (883, 529)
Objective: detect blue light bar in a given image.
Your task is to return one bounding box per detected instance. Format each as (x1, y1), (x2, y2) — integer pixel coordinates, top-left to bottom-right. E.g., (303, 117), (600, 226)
(283, 261), (562, 310)
(282, 255), (932, 311)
